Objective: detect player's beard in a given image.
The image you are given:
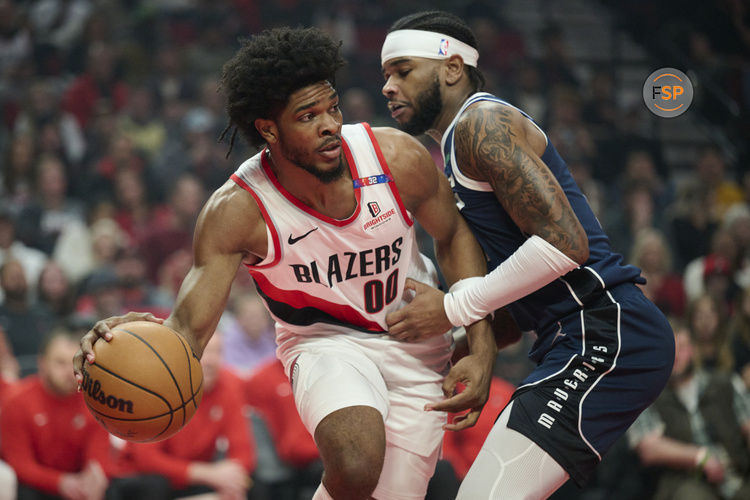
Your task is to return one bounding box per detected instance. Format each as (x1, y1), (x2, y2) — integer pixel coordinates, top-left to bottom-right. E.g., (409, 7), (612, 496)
(281, 137), (346, 184)
(400, 75), (443, 136)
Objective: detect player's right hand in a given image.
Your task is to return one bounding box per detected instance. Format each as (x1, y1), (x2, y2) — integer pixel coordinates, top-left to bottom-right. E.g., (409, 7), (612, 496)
(73, 312), (164, 389)
(425, 352), (492, 431)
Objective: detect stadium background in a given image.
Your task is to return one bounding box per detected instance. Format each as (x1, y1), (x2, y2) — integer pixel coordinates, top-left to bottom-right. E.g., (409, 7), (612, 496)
(0, 0), (748, 499)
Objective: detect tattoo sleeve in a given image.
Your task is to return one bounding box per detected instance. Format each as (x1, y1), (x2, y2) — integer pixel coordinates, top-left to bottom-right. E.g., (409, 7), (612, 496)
(454, 105), (587, 261)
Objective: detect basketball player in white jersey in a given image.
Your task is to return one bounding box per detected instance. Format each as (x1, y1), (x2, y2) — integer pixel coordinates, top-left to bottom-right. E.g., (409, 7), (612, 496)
(74, 27), (497, 500)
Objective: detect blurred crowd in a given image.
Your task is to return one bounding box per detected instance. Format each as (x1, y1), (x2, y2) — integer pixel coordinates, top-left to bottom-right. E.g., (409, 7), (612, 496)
(0, 0), (748, 499)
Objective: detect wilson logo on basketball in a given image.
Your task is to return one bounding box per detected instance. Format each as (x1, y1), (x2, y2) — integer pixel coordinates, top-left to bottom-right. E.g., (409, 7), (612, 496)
(82, 370), (134, 414)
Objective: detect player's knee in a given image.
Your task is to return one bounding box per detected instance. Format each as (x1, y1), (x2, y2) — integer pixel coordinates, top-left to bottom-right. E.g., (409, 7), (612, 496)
(315, 406), (386, 499)
(325, 452), (383, 499)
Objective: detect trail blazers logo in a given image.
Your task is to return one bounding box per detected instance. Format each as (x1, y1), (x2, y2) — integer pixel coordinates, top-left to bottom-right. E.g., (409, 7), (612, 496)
(368, 201), (381, 217)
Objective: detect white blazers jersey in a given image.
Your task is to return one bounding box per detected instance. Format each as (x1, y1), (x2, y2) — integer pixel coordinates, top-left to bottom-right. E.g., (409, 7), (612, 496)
(230, 123), (439, 343)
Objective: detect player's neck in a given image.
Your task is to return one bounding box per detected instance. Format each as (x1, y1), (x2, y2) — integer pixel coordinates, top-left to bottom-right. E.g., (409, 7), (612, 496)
(425, 88), (475, 144)
(266, 149), (356, 220)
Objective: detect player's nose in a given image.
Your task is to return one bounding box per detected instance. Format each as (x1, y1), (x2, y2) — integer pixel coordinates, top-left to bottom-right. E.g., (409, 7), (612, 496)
(382, 76), (397, 98)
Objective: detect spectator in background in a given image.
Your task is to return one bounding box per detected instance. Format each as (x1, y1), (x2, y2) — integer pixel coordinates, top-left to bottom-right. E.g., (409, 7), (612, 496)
(245, 358), (321, 500)
(0, 206), (48, 303)
(630, 228), (686, 318)
(728, 285), (750, 442)
(1, 134), (37, 210)
(116, 85), (166, 164)
(604, 181), (658, 260)
(616, 150), (672, 211)
(0, 327), (110, 499)
(0, 0), (32, 83)
(0, 325), (19, 390)
(15, 154), (87, 256)
(182, 107), (233, 191)
(75, 268), (125, 324)
(567, 159), (604, 220)
(89, 217), (126, 268)
(13, 80), (86, 168)
(221, 292), (276, 375)
(88, 133), (148, 202)
(111, 167), (170, 246)
(0, 259), (54, 375)
(508, 60), (547, 127)
(691, 146), (743, 220)
(36, 260), (77, 322)
(92, 434), (170, 500)
(669, 181), (721, 272)
(28, 0), (92, 76)
(683, 227), (740, 304)
(537, 23), (579, 88)
(140, 173), (205, 283)
(146, 44), (197, 106)
(546, 85), (597, 164)
(723, 204), (750, 291)
(627, 325), (750, 500)
(62, 41), (128, 129)
(132, 331), (255, 499)
(688, 294), (734, 374)
(340, 87), (389, 127)
(113, 247), (172, 317)
(157, 247), (193, 301)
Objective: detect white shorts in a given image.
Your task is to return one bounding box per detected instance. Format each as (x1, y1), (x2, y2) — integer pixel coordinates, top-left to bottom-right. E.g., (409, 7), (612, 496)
(278, 328), (452, 487)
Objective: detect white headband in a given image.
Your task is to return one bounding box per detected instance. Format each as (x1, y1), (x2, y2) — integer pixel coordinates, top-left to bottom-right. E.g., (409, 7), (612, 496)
(381, 29), (479, 67)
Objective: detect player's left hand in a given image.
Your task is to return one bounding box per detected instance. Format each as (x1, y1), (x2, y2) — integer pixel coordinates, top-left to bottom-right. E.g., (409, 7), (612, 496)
(386, 278), (452, 341)
(426, 352), (493, 431)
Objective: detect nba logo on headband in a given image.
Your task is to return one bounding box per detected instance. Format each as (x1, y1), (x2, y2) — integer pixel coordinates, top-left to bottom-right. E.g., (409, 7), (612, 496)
(438, 39), (449, 56)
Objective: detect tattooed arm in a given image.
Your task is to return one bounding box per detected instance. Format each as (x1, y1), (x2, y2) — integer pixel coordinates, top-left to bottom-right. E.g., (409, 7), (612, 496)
(454, 101), (589, 263)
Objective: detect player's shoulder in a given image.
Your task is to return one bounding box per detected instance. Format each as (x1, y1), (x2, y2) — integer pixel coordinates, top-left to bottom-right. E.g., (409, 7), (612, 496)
(194, 179), (266, 255)
(459, 99), (526, 129)
(370, 125), (425, 156)
(199, 180), (262, 230)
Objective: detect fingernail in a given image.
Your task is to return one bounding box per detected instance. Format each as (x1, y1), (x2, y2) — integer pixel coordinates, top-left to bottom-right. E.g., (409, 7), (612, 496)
(86, 353), (95, 364)
(105, 332), (112, 340)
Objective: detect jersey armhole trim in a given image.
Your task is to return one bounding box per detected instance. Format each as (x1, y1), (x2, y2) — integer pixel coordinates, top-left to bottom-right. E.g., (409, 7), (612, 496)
(230, 173), (281, 269)
(362, 122), (414, 227)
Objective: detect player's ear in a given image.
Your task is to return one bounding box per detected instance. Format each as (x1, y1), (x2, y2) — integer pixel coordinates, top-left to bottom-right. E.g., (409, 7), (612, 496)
(255, 118), (278, 144)
(444, 55), (465, 86)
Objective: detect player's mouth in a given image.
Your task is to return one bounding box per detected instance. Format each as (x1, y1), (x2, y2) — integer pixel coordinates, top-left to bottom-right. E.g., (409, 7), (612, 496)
(318, 139), (341, 160)
(388, 101), (409, 119)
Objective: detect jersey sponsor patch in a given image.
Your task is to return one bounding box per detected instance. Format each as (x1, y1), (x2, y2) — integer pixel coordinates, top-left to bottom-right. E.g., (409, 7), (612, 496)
(368, 201), (381, 217)
(363, 208), (396, 231)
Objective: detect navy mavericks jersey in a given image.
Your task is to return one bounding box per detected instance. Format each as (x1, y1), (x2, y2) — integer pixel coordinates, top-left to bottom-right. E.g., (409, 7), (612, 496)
(441, 93), (644, 345)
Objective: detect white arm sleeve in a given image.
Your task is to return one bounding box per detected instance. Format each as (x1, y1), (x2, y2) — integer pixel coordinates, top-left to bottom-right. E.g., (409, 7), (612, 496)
(443, 235), (579, 327)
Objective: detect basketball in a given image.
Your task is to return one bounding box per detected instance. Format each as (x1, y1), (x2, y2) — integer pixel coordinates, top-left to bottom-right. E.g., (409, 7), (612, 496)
(81, 321), (204, 442)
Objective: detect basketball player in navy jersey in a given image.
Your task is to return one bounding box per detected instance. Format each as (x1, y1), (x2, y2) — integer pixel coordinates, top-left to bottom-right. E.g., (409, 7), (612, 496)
(74, 27), (497, 500)
(380, 11), (676, 499)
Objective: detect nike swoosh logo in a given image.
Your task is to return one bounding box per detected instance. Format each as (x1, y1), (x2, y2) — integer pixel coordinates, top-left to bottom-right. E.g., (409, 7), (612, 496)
(288, 227), (319, 245)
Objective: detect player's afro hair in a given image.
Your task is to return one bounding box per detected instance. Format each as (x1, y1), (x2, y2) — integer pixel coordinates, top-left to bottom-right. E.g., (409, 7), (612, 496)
(389, 11), (485, 92)
(220, 27), (346, 150)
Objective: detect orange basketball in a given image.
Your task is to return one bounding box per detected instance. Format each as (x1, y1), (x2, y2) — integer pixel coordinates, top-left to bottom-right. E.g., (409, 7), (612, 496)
(81, 321), (203, 442)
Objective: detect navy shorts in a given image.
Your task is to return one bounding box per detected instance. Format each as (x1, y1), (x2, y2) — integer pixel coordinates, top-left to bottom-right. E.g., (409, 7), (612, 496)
(506, 278), (675, 486)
